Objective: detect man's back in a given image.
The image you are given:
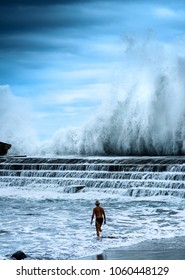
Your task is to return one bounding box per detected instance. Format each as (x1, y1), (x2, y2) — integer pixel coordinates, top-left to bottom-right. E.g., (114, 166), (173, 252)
(93, 206), (105, 218)
(91, 200), (106, 237)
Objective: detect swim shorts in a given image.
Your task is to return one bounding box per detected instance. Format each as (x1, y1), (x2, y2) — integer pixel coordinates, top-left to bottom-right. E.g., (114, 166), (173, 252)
(96, 217), (103, 226)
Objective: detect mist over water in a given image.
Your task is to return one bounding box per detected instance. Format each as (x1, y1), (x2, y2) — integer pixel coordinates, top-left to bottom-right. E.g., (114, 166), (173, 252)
(40, 39), (185, 156)
(1, 38), (185, 156)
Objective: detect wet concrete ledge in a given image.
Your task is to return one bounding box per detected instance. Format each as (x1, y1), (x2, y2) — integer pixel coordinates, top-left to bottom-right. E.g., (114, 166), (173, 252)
(81, 236), (185, 260)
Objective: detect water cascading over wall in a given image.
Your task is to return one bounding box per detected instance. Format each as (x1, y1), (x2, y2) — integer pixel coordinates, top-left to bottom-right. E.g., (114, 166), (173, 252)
(0, 156), (185, 199)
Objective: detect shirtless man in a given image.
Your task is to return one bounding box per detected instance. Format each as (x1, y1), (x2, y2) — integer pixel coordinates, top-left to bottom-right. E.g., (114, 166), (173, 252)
(90, 200), (106, 237)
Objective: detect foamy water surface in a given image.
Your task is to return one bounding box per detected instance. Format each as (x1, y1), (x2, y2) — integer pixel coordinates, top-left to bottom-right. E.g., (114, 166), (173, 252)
(1, 185), (185, 260)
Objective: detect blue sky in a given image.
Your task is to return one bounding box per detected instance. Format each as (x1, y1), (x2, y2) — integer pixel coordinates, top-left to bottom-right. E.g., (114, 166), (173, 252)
(1, 0), (185, 141)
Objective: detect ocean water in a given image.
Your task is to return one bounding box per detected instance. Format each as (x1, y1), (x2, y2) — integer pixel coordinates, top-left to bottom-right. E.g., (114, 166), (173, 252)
(1, 156), (185, 260)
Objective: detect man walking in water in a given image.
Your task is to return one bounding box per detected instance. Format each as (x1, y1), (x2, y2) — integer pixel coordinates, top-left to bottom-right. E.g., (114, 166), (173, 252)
(90, 200), (106, 237)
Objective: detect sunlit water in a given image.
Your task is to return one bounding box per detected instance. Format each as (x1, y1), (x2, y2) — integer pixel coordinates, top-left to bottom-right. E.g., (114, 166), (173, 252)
(1, 156), (185, 260)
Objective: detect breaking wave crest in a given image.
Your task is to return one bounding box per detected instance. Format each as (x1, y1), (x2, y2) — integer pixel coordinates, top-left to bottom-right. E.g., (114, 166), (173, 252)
(40, 39), (185, 156)
(1, 38), (185, 156)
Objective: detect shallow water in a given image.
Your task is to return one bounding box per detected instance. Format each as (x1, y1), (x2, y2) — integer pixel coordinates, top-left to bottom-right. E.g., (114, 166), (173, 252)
(1, 190), (185, 259)
(1, 156), (185, 259)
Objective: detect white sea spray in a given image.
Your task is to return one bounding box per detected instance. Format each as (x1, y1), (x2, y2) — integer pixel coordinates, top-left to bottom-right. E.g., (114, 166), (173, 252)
(41, 38), (185, 156)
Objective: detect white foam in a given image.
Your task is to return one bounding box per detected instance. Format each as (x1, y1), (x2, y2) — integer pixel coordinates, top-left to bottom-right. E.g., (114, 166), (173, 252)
(38, 38), (185, 156)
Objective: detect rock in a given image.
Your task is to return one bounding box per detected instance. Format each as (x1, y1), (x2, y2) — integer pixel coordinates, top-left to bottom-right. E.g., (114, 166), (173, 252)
(73, 185), (85, 192)
(64, 185), (85, 193)
(11, 250), (27, 260)
(0, 141), (11, 156)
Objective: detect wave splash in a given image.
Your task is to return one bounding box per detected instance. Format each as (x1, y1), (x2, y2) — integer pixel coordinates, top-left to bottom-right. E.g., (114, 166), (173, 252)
(1, 38), (185, 156)
(41, 39), (185, 156)
(0, 86), (39, 155)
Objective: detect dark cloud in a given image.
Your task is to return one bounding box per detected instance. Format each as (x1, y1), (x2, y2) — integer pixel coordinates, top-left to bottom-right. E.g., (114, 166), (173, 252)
(0, 0), (168, 41)
(0, 0), (181, 54)
(0, 5), (96, 33)
(0, 0), (93, 6)
(0, 0), (183, 81)
(0, 0), (146, 5)
(0, 1), (118, 54)
(0, 0), (140, 6)
(0, 2), (111, 36)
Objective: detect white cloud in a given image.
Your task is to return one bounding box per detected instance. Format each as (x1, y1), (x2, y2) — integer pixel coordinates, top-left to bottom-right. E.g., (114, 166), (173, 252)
(153, 7), (177, 18)
(48, 67), (111, 82)
(42, 82), (110, 105)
